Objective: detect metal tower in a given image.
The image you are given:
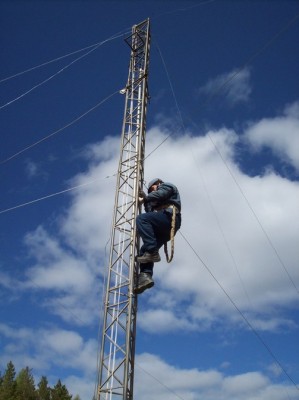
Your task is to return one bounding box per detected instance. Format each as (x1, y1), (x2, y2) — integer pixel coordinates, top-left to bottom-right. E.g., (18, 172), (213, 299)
(97, 19), (150, 400)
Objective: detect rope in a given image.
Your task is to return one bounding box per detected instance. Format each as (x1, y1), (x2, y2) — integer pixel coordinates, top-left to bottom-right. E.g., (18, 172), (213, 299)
(164, 205), (177, 263)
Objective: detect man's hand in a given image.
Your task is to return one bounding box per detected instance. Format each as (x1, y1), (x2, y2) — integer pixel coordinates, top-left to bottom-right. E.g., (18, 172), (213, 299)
(138, 190), (147, 205)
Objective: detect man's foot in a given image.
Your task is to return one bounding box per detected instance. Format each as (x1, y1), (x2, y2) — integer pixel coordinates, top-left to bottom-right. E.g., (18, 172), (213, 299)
(136, 251), (161, 263)
(134, 272), (154, 294)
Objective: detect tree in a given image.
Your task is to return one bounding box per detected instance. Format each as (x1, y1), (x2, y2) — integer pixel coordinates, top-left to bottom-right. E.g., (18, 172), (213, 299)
(15, 366), (37, 400)
(0, 361), (17, 400)
(0, 362), (78, 400)
(37, 376), (51, 400)
(51, 379), (72, 400)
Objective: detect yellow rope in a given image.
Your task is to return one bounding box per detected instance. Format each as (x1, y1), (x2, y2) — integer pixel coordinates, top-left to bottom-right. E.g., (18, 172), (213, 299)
(164, 205), (177, 263)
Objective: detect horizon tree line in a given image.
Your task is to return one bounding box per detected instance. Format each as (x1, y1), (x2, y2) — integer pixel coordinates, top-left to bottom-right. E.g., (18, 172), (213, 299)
(0, 361), (82, 400)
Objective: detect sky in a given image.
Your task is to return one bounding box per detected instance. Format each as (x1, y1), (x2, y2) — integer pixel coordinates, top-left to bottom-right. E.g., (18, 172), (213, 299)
(0, 1), (299, 399)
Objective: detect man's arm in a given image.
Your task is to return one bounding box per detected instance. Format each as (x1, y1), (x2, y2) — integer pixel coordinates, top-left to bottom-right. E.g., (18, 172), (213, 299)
(146, 183), (173, 202)
(143, 183), (174, 212)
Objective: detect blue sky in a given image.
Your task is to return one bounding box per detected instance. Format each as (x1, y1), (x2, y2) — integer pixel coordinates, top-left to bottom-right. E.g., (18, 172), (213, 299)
(1, 1), (299, 399)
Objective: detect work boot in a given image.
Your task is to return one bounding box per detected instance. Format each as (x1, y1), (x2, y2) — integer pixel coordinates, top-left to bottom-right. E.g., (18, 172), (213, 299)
(136, 251), (161, 264)
(134, 272), (154, 294)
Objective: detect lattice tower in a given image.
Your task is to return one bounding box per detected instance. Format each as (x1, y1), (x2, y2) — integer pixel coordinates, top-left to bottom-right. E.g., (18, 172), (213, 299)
(97, 19), (151, 400)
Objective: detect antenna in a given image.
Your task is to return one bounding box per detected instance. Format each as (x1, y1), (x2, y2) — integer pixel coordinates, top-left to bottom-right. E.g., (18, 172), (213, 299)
(97, 19), (151, 400)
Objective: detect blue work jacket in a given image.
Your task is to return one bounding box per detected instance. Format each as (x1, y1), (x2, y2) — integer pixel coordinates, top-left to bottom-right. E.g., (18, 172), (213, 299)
(144, 182), (181, 213)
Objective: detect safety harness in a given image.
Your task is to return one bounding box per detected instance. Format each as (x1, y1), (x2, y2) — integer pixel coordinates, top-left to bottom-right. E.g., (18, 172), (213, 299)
(155, 204), (179, 263)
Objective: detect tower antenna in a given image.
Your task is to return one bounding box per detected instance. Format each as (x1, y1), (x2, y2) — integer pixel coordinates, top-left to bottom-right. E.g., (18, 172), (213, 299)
(97, 19), (151, 400)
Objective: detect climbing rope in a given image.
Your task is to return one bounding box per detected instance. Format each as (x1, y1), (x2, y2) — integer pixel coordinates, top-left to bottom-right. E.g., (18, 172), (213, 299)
(164, 205), (177, 263)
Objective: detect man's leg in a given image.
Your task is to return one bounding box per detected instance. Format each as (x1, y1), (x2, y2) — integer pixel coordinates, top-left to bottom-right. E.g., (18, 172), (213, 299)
(135, 212), (181, 294)
(134, 243), (155, 294)
(139, 245), (154, 274)
(136, 212), (159, 253)
(136, 211), (172, 263)
(135, 212), (172, 294)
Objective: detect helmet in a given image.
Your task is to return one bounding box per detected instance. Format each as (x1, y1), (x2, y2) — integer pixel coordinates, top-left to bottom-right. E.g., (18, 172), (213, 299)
(147, 178), (163, 193)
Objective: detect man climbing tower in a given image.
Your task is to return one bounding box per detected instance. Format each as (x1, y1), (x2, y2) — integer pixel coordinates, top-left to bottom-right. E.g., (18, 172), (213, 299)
(134, 178), (182, 294)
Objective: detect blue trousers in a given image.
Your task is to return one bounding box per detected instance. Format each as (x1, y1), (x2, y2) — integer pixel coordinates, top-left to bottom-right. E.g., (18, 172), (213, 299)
(136, 210), (181, 275)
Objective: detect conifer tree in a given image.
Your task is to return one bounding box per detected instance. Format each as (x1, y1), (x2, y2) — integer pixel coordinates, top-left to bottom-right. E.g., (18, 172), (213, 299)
(0, 361), (17, 400)
(15, 366), (37, 400)
(51, 379), (72, 400)
(37, 376), (51, 400)
(0, 362), (80, 400)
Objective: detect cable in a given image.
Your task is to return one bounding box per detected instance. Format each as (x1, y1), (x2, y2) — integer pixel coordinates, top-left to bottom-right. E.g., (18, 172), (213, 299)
(200, 11), (299, 108)
(135, 362), (187, 400)
(3, 12), (298, 296)
(206, 132), (299, 296)
(0, 175), (116, 215)
(0, 31), (129, 85)
(194, 158), (254, 308)
(152, 10), (299, 144)
(156, 42), (187, 135)
(0, 32), (126, 111)
(142, 41), (187, 161)
(152, 0), (216, 20)
(179, 230), (299, 391)
(0, 42), (100, 84)
(150, 16), (299, 391)
(154, 16), (299, 294)
(0, 89), (119, 165)
(1, 10), (297, 395)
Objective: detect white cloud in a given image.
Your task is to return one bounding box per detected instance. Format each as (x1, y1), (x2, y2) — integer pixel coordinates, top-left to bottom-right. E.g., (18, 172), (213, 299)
(64, 375), (97, 400)
(222, 372), (269, 394)
(60, 137), (119, 257)
(1, 322), (297, 400)
(245, 101), (299, 171)
(22, 226), (102, 325)
(138, 308), (199, 333)
(25, 227), (94, 293)
(0, 323), (99, 399)
(15, 107), (299, 334)
(0, 324), (98, 377)
(198, 67), (252, 105)
(21, 140), (121, 324)
(138, 125), (299, 333)
(43, 329), (83, 354)
(134, 353), (297, 400)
